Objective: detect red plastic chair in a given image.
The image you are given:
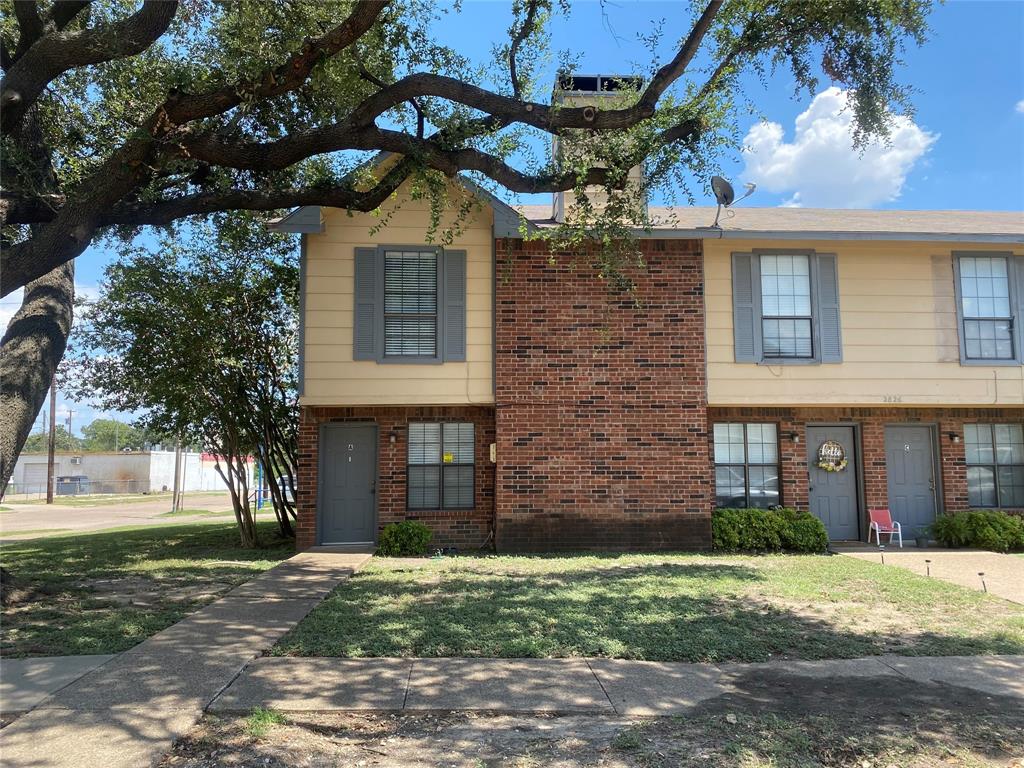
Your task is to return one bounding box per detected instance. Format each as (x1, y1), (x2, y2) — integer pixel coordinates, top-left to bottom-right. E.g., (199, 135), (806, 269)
(868, 508), (903, 548)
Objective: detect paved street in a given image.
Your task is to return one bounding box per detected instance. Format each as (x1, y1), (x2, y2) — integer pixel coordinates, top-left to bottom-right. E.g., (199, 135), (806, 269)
(0, 493), (236, 538)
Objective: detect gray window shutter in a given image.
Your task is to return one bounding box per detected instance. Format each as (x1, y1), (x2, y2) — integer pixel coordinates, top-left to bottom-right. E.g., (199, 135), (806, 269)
(731, 252), (759, 362)
(1015, 256), (1024, 363)
(443, 249), (467, 361)
(815, 253), (843, 363)
(353, 247), (379, 360)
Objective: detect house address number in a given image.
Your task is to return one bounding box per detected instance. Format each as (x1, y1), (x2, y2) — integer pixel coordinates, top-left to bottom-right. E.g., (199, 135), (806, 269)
(882, 395), (903, 403)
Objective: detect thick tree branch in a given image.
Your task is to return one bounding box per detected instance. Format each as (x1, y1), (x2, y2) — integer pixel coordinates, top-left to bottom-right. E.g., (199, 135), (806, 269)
(12, 2), (45, 58)
(159, 0), (390, 126)
(2, 1), (179, 134)
(508, 0), (543, 99)
(50, 1), (94, 31)
(637, 0), (723, 111)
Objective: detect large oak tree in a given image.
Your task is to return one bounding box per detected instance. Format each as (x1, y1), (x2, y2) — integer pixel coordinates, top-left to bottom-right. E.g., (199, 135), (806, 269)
(0, 0), (929, 491)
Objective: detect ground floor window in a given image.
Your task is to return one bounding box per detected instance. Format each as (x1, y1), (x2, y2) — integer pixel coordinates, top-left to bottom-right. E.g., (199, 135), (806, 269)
(407, 422), (475, 509)
(964, 423), (1024, 507)
(713, 423), (780, 508)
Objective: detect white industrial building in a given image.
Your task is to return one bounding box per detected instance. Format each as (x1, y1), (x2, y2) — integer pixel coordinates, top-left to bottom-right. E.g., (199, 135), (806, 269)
(4, 450), (250, 497)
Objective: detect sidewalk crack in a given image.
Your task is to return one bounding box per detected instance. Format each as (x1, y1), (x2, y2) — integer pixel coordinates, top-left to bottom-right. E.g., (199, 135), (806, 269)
(585, 658), (618, 715)
(402, 660), (415, 710)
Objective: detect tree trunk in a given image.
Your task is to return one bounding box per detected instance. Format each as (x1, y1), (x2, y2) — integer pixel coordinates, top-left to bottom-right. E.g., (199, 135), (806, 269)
(0, 261), (75, 497)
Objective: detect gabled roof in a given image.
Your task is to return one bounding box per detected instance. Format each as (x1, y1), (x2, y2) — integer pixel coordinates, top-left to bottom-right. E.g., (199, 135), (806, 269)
(269, 152), (538, 238)
(518, 205), (1024, 243)
(270, 150), (1022, 244)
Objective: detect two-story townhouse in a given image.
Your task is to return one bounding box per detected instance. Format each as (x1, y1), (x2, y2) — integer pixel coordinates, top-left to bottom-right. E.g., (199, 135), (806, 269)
(276, 81), (1023, 553)
(277, 190), (1023, 552)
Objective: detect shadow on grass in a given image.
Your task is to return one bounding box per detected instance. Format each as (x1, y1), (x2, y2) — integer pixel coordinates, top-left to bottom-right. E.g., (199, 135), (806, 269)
(615, 672), (1024, 767)
(275, 558), (1024, 662)
(1, 521), (294, 656)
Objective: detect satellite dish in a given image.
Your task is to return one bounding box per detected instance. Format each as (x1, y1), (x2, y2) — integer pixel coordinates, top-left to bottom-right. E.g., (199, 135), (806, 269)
(709, 175), (756, 228)
(711, 176), (735, 206)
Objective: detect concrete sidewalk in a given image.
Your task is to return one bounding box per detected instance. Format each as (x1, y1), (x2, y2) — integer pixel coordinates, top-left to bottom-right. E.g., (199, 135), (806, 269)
(837, 548), (1024, 604)
(1, 656), (115, 715)
(210, 654), (1024, 717)
(0, 551), (370, 768)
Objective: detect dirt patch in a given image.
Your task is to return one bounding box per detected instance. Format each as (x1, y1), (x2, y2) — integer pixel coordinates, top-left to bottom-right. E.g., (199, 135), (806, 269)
(161, 674), (1024, 767)
(82, 576), (235, 607)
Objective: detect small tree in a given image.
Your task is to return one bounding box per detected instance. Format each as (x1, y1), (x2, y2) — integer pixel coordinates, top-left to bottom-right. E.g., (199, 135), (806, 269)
(66, 214), (298, 546)
(80, 418), (157, 452)
(21, 425), (80, 453)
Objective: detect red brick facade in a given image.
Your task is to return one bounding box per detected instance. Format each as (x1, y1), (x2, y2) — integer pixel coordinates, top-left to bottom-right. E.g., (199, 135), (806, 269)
(294, 235), (1022, 552)
(492, 238), (713, 550)
(709, 406), (1024, 538)
(296, 405), (496, 551)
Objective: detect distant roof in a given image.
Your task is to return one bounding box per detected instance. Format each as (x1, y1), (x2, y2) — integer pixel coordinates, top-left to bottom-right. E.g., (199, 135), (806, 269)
(516, 205), (1024, 243)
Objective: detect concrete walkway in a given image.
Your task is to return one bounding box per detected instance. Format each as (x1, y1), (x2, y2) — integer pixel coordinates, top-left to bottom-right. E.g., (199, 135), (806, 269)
(838, 548), (1024, 604)
(210, 654), (1024, 717)
(0, 551), (370, 768)
(0, 656), (115, 715)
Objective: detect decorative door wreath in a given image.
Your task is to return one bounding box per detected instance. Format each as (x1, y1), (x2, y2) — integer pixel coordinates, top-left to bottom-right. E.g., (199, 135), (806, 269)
(816, 439), (848, 472)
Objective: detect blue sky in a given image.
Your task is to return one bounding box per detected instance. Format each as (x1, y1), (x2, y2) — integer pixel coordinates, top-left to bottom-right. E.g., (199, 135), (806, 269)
(7, 0), (1023, 434)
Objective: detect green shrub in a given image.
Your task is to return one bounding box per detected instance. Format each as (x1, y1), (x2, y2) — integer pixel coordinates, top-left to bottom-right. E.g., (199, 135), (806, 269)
(377, 520), (433, 556)
(932, 510), (1024, 553)
(712, 507), (827, 553)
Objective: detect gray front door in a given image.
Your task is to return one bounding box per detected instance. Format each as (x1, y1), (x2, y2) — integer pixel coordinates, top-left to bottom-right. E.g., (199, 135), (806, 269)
(319, 423), (377, 544)
(807, 426), (860, 540)
(885, 425), (937, 535)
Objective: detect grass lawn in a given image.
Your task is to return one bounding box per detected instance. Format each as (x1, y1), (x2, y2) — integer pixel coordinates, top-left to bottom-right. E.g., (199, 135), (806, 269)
(273, 554), (1024, 662)
(1, 521), (292, 657)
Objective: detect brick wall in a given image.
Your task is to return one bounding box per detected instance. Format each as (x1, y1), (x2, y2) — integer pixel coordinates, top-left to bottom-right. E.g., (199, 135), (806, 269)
(708, 406), (1024, 537)
(296, 405), (496, 550)
(493, 238), (713, 551)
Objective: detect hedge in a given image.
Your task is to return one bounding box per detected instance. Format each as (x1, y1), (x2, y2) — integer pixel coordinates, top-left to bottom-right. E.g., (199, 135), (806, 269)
(931, 510), (1024, 553)
(377, 520), (434, 556)
(712, 507), (828, 553)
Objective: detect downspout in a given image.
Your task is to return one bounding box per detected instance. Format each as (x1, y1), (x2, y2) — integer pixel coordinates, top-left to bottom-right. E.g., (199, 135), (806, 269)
(491, 226), (499, 551)
(298, 234), (307, 398)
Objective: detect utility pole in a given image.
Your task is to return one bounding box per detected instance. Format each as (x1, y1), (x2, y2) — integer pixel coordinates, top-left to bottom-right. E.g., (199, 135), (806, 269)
(65, 409), (75, 441)
(46, 378), (56, 504)
(171, 440), (183, 512)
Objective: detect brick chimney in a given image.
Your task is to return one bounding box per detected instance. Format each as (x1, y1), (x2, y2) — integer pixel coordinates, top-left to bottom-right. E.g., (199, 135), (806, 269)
(551, 73), (646, 223)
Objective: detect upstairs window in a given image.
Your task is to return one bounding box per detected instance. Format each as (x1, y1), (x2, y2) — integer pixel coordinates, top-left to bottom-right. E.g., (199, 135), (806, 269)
(408, 422), (475, 510)
(713, 423), (780, 509)
(384, 250), (438, 358)
(352, 246), (466, 364)
(760, 254), (813, 359)
(964, 424), (1024, 508)
(731, 251), (842, 365)
(957, 255), (1015, 362)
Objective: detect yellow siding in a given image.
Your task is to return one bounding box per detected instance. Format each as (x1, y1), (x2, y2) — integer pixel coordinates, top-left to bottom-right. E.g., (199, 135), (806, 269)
(301, 186), (494, 406)
(705, 239), (1024, 407)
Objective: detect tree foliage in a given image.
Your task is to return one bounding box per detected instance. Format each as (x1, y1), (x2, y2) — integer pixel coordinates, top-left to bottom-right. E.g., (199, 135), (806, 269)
(80, 418), (161, 452)
(65, 214), (299, 546)
(21, 424), (80, 453)
(0, 0), (931, 491)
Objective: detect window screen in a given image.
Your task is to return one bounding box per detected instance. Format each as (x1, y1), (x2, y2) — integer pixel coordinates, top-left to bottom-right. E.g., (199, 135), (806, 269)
(959, 256), (1014, 361)
(384, 250), (438, 357)
(760, 255), (813, 359)
(407, 422), (474, 509)
(965, 423), (1024, 507)
(713, 423), (780, 508)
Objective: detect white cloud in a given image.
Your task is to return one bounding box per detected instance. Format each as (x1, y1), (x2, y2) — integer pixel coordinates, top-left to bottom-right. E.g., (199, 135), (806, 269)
(1016, 99), (1024, 114)
(742, 87), (938, 208)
